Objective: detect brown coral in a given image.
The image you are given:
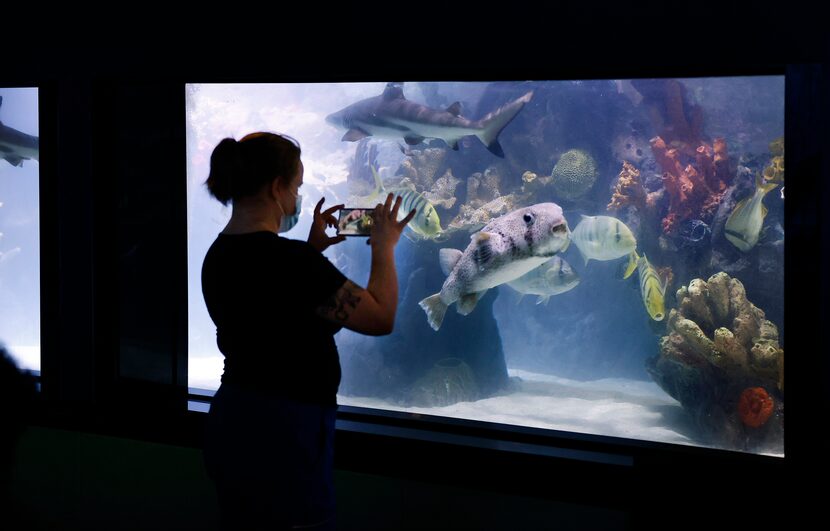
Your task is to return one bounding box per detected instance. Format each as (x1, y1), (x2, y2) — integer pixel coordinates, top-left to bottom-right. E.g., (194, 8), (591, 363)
(659, 272), (782, 383)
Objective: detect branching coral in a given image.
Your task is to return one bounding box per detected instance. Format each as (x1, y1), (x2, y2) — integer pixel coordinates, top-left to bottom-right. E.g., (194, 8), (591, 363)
(607, 161), (662, 212)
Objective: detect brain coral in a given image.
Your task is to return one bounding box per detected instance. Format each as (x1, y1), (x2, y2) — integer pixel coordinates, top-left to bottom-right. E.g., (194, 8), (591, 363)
(550, 149), (598, 200)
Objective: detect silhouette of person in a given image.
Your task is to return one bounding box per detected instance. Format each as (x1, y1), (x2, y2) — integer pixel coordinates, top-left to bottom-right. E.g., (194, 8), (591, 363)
(0, 345), (37, 524)
(201, 132), (414, 530)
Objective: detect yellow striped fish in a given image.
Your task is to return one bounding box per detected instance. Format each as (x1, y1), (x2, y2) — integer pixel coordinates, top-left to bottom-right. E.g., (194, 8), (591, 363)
(366, 165), (443, 239)
(724, 173), (778, 252)
(624, 251), (667, 321)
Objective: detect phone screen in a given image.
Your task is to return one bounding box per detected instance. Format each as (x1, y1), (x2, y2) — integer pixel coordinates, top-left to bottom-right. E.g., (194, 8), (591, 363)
(337, 208), (375, 236)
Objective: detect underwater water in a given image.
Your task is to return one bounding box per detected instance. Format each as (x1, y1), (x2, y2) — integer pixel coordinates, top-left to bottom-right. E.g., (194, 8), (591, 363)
(0, 88), (40, 372)
(187, 78), (785, 456)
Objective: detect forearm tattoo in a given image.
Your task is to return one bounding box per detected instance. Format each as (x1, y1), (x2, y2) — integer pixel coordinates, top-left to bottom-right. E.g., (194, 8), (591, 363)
(318, 280), (362, 323)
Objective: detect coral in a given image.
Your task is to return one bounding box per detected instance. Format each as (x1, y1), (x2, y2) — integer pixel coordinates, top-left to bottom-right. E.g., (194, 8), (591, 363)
(422, 169), (461, 210)
(407, 357), (480, 407)
(466, 166), (505, 209)
(738, 387), (774, 428)
(762, 156), (785, 183)
(550, 149), (598, 201)
(647, 272), (783, 451)
(611, 133), (649, 165)
(631, 79), (705, 156)
(448, 194), (524, 233)
(607, 161), (663, 212)
(397, 147), (450, 191)
(651, 136), (731, 235)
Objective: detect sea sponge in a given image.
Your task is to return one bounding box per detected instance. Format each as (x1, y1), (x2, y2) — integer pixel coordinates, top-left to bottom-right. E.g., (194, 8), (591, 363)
(647, 272), (784, 451)
(662, 272), (780, 380)
(738, 387), (774, 428)
(550, 149), (598, 200)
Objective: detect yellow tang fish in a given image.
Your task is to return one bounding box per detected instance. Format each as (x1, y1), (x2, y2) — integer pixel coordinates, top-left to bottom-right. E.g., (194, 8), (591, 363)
(724, 173), (778, 252)
(623, 251), (667, 321)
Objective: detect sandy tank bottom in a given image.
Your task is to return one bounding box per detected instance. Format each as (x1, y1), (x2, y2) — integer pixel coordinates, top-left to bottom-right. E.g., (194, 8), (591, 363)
(339, 368), (783, 457)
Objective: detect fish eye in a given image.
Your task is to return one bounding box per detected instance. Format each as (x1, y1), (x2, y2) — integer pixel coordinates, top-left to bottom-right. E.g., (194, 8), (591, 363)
(558, 268), (565, 277)
(523, 213), (533, 224)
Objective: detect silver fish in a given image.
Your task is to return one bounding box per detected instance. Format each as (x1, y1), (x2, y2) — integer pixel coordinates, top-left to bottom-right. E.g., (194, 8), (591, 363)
(326, 82), (533, 158)
(569, 215), (637, 265)
(419, 203), (570, 331)
(507, 256), (580, 305)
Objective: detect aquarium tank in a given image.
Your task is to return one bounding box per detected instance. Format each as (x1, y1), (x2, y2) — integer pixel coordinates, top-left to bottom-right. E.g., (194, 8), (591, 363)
(0, 87), (40, 373)
(186, 78), (785, 456)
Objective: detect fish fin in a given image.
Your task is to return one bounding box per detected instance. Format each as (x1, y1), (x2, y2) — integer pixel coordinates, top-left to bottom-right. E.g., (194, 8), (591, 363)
(728, 196), (750, 222)
(419, 293), (448, 331)
(342, 129), (370, 142)
(476, 91), (533, 159)
(403, 230), (418, 243)
(382, 82), (405, 100)
(472, 233), (495, 268)
(4, 155), (24, 167)
(622, 251), (639, 279)
(515, 292), (525, 306)
(370, 164), (385, 196)
(405, 135), (425, 146)
(457, 290), (487, 316)
(446, 102), (462, 116)
(439, 248), (463, 276)
(762, 203), (768, 218)
(536, 295), (550, 305)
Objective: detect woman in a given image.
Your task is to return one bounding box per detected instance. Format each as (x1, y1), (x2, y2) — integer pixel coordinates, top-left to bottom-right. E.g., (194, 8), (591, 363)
(201, 132), (414, 530)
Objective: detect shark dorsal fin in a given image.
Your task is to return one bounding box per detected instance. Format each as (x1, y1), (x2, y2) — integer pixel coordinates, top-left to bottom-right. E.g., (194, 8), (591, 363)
(446, 102), (462, 116)
(382, 82), (405, 101)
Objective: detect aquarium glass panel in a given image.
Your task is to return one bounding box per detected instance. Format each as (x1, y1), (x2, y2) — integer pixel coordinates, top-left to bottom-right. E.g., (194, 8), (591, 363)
(0, 88), (40, 373)
(187, 78), (784, 456)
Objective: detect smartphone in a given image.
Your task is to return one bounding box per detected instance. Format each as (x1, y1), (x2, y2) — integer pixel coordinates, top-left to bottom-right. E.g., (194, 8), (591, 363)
(337, 208), (375, 236)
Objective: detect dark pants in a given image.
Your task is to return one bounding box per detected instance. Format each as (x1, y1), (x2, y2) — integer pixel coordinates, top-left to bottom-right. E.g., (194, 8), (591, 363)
(203, 384), (337, 530)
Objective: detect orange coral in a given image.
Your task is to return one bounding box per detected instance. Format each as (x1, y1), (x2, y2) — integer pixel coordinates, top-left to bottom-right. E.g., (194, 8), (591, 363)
(607, 161), (645, 211)
(632, 79), (705, 156)
(651, 136), (731, 234)
(738, 387), (774, 428)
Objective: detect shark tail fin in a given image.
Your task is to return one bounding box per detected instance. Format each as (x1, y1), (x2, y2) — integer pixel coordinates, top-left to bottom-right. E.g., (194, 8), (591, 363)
(419, 293), (448, 331)
(476, 91), (534, 158)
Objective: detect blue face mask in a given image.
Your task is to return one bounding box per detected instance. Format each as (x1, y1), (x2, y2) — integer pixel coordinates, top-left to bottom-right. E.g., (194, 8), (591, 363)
(279, 192), (302, 233)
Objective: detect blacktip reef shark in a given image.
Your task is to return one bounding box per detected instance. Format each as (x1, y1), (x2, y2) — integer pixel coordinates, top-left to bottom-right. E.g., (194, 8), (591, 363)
(0, 97), (39, 167)
(325, 82), (533, 158)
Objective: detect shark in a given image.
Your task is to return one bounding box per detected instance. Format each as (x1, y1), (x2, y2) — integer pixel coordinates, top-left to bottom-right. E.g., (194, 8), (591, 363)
(0, 96), (40, 167)
(325, 82), (533, 158)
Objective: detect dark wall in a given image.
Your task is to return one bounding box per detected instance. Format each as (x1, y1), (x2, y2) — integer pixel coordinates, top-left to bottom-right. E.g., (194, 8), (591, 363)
(5, 9), (828, 531)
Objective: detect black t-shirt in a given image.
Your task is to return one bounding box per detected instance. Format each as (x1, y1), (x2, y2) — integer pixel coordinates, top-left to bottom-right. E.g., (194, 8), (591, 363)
(201, 232), (348, 406)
